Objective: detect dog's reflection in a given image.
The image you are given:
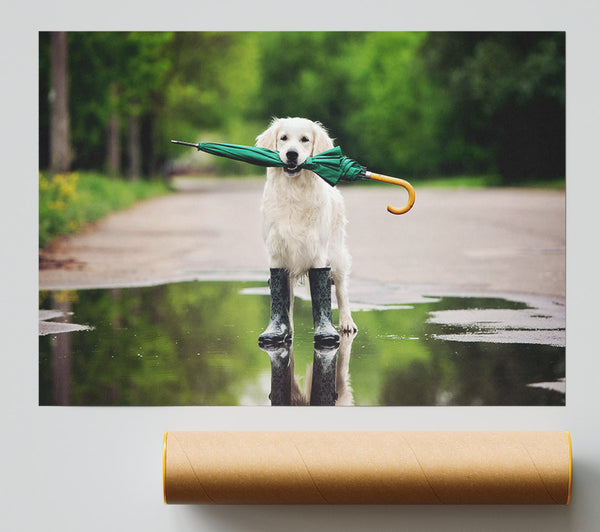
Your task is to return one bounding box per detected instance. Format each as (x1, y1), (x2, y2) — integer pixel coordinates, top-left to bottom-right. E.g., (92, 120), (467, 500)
(260, 332), (356, 406)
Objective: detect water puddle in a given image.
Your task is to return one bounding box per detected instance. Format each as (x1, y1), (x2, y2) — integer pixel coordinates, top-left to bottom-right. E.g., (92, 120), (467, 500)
(39, 280), (565, 406)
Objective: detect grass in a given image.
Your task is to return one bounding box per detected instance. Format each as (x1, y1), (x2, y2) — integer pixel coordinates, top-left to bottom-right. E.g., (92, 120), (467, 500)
(39, 170), (171, 249)
(409, 175), (565, 189)
(420, 175), (565, 189)
(335, 173), (565, 190)
(39, 169), (564, 249)
(418, 175), (503, 188)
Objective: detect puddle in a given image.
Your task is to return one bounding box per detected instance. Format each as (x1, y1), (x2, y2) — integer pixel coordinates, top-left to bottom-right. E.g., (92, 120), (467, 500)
(38, 281), (565, 406)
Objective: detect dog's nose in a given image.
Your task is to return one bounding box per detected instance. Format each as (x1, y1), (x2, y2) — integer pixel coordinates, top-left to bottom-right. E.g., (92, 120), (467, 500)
(286, 149), (299, 164)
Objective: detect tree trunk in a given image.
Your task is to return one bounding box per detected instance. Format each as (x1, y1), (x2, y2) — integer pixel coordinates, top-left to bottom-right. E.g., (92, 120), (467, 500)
(49, 31), (71, 174)
(106, 82), (121, 177)
(128, 99), (141, 181)
(147, 114), (157, 178)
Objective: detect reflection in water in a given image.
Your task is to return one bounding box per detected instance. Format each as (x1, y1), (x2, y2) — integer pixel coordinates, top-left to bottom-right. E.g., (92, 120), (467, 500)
(309, 344), (340, 406)
(51, 291), (73, 405)
(260, 333), (355, 406)
(262, 344), (291, 405)
(38, 281), (565, 406)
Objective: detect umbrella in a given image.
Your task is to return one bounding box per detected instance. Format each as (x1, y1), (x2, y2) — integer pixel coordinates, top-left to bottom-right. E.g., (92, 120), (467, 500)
(171, 140), (415, 215)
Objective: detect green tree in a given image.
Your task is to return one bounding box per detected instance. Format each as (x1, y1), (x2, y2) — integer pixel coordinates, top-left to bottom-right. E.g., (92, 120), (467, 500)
(70, 32), (173, 178)
(254, 32), (366, 143)
(162, 33), (262, 144)
(40, 31), (565, 184)
(421, 32), (565, 182)
(49, 32), (72, 174)
(342, 32), (445, 178)
(40, 32), (173, 177)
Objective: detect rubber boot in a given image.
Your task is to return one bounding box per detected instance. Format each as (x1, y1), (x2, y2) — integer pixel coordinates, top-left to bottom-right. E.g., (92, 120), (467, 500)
(258, 268), (292, 346)
(309, 267), (340, 346)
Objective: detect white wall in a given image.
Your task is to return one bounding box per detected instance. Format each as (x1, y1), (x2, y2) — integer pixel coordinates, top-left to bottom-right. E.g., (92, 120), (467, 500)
(3, 1), (599, 530)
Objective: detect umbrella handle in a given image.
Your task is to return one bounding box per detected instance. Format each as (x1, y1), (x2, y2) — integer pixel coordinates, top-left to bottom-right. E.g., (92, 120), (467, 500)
(365, 172), (416, 215)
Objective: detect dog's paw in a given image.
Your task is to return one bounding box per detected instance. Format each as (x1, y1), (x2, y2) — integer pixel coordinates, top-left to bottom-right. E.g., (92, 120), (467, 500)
(339, 316), (358, 334)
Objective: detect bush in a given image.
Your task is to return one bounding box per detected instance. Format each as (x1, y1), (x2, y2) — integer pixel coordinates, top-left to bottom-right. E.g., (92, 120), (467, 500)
(39, 171), (170, 248)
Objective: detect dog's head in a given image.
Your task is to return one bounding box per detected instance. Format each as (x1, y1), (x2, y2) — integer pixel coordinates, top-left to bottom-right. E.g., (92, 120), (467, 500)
(256, 117), (334, 177)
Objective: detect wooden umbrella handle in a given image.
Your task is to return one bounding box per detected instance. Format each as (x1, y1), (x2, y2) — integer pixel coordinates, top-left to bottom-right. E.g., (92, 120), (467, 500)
(365, 171), (416, 215)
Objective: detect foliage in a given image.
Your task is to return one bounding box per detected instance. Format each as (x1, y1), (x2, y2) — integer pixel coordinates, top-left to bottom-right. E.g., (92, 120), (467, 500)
(39, 282), (269, 406)
(40, 32), (173, 174)
(254, 32), (362, 133)
(342, 32), (446, 177)
(39, 172), (80, 246)
(420, 32), (565, 182)
(39, 31), (565, 184)
(39, 171), (170, 248)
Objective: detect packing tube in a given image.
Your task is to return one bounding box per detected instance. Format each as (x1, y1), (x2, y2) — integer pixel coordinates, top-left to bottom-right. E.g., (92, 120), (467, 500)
(162, 431), (572, 505)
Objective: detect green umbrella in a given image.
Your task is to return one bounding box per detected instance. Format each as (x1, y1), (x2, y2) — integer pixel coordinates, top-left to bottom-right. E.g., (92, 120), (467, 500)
(172, 140), (284, 168)
(172, 140), (415, 215)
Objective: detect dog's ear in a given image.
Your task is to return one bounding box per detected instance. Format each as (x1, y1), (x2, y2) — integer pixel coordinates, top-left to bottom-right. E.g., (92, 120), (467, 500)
(312, 121), (334, 155)
(256, 119), (279, 150)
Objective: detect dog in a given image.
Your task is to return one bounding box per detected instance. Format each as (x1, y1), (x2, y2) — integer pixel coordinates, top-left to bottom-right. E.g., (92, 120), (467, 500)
(256, 117), (357, 336)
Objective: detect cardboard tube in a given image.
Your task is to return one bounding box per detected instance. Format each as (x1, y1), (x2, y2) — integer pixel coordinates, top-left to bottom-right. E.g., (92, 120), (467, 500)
(163, 431), (572, 505)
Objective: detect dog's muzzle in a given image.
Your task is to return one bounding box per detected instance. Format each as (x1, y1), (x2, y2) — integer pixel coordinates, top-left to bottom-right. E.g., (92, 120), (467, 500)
(284, 149), (301, 176)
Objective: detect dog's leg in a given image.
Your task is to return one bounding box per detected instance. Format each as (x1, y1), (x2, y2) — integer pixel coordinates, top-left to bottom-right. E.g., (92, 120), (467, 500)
(288, 280), (295, 336)
(332, 272), (358, 333)
(336, 330), (356, 405)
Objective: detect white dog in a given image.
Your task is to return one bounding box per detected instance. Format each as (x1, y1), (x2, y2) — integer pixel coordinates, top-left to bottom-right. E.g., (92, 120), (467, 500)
(256, 117), (357, 344)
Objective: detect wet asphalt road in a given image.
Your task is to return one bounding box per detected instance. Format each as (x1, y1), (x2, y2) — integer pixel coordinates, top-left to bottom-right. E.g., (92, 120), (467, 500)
(39, 177), (565, 300)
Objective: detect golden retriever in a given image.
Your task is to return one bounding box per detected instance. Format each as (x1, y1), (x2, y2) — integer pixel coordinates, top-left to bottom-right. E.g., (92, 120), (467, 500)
(256, 117), (357, 334)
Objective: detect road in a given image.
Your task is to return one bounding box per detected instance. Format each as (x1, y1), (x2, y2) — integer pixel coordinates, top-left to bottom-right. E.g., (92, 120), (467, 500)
(39, 177), (565, 300)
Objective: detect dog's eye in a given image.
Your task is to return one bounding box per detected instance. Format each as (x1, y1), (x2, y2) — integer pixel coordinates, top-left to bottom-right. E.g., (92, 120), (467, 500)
(301, 136), (310, 143)
(280, 135), (287, 141)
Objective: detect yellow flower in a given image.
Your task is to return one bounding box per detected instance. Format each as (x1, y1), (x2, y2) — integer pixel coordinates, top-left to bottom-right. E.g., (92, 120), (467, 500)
(57, 172), (79, 200)
(49, 200), (66, 211)
(53, 290), (79, 305)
